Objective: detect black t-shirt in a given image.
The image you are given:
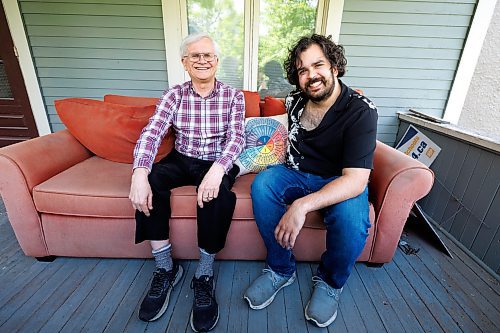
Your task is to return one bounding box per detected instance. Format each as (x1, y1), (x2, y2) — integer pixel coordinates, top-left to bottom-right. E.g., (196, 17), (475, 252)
(284, 80), (378, 177)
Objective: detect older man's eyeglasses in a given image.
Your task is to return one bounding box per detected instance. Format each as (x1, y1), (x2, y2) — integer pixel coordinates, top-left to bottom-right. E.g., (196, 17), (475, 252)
(183, 53), (217, 62)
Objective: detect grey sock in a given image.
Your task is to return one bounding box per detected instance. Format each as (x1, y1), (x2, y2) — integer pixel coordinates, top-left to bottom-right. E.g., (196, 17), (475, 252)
(195, 248), (216, 278)
(152, 244), (173, 271)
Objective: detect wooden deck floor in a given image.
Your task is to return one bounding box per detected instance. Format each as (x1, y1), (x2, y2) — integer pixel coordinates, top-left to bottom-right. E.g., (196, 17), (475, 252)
(0, 198), (499, 333)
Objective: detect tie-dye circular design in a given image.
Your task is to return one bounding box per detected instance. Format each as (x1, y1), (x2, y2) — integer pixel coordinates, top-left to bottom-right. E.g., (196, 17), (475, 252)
(238, 117), (288, 172)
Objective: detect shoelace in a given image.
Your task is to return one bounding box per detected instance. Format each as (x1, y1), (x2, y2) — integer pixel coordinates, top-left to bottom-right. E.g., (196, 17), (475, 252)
(311, 276), (342, 299)
(191, 277), (213, 307)
(263, 268), (283, 288)
(149, 269), (169, 297)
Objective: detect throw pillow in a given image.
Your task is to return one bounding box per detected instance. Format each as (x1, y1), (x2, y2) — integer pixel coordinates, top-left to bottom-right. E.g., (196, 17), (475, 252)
(242, 90), (261, 118)
(234, 114), (288, 176)
(103, 94), (159, 107)
(55, 98), (174, 163)
(260, 96), (286, 117)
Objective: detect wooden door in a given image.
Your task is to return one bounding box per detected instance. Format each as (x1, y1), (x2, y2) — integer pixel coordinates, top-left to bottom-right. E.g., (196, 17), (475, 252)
(0, 4), (38, 147)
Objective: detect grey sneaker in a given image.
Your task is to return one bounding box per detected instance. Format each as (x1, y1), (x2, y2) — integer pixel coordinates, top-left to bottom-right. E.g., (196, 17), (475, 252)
(305, 276), (343, 327)
(244, 268), (296, 310)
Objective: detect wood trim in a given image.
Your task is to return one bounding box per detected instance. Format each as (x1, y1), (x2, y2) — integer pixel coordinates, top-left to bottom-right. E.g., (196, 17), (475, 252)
(2, 0), (50, 135)
(316, 0), (344, 43)
(163, 0), (188, 87)
(325, 0), (344, 43)
(443, 0), (497, 124)
(243, 0), (260, 91)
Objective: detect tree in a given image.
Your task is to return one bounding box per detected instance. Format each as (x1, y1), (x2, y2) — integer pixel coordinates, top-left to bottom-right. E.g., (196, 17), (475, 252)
(259, 0), (317, 70)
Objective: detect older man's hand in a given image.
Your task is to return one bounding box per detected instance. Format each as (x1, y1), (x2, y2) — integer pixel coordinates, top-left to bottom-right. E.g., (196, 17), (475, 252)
(197, 163), (225, 208)
(129, 168), (153, 216)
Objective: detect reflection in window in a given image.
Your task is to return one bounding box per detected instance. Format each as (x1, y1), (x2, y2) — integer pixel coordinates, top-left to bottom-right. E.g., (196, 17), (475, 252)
(0, 61), (13, 99)
(187, 0), (244, 89)
(258, 0), (318, 97)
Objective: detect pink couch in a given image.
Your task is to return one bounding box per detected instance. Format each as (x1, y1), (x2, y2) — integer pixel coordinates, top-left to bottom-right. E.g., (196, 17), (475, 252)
(0, 129), (433, 264)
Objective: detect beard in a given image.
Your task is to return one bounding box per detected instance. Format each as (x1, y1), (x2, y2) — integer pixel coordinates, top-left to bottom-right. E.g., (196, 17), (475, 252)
(303, 70), (335, 102)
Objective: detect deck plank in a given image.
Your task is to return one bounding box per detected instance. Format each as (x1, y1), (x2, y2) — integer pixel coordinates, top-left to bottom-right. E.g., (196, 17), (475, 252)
(408, 229), (500, 331)
(82, 259), (145, 332)
(39, 259), (123, 333)
(16, 258), (100, 332)
(392, 249), (463, 332)
(355, 264), (407, 333)
(359, 263), (424, 333)
(282, 263), (308, 333)
(59, 259), (129, 333)
(0, 260), (64, 322)
(347, 264), (387, 332)
(436, 228), (500, 300)
(383, 259), (445, 332)
(0, 196), (498, 333)
(226, 261), (251, 333)
(103, 259), (153, 333)
(397, 250), (481, 332)
(0, 258), (78, 332)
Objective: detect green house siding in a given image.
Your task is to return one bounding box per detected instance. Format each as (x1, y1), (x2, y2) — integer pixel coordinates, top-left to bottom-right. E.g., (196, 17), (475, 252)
(339, 0), (477, 145)
(19, 0), (167, 132)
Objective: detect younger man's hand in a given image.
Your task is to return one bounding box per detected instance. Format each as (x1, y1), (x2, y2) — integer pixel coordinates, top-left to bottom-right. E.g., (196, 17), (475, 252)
(274, 202), (307, 250)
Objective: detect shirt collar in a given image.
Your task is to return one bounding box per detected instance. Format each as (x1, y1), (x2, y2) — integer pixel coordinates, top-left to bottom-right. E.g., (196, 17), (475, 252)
(188, 79), (221, 98)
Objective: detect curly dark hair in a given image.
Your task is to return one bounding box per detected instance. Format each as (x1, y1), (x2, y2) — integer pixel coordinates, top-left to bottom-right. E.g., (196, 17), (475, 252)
(284, 34), (347, 87)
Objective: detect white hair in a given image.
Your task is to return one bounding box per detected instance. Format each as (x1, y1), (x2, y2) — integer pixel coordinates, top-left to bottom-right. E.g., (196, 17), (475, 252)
(179, 33), (220, 58)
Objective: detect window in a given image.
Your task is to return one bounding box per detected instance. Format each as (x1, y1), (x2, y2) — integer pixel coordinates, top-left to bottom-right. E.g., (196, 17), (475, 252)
(163, 0), (341, 93)
(187, 0), (245, 89)
(258, 0), (318, 97)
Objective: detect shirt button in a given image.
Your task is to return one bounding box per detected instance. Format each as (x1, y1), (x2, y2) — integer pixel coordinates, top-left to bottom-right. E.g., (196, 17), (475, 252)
(301, 156), (304, 159)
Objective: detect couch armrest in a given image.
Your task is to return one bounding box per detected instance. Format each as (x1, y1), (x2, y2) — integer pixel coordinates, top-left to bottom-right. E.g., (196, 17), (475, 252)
(368, 141), (434, 262)
(0, 130), (92, 256)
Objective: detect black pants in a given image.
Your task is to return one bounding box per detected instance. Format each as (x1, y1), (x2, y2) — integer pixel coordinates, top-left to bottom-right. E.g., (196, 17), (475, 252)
(135, 150), (239, 254)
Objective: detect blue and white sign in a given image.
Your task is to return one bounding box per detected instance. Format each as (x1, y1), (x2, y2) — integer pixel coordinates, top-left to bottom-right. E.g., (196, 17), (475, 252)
(395, 125), (441, 167)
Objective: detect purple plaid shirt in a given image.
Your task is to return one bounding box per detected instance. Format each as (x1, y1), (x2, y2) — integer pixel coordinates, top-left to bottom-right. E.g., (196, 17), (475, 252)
(133, 80), (245, 173)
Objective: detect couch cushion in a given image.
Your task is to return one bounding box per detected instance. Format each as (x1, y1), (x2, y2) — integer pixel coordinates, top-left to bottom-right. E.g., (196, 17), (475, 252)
(55, 98), (174, 164)
(32, 156), (256, 219)
(33, 156), (374, 227)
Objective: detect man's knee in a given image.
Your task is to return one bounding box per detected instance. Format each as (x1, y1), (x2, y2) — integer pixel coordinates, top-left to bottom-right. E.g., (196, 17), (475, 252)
(250, 167), (279, 199)
(324, 196), (370, 234)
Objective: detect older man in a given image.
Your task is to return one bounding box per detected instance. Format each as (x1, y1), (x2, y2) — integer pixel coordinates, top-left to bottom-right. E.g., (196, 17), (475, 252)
(130, 33), (245, 331)
(244, 34), (378, 328)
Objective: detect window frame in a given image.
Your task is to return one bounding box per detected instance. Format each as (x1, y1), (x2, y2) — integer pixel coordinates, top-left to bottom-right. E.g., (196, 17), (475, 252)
(162, 0), (344, 90)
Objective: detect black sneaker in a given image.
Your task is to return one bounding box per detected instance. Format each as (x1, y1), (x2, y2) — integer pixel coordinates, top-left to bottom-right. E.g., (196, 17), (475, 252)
(138, 263), (183, 321)
(190, 275), (219, 332)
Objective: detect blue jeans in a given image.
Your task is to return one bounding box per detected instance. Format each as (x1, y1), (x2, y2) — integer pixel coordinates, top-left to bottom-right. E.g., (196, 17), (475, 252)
(251, 164), (370, 289)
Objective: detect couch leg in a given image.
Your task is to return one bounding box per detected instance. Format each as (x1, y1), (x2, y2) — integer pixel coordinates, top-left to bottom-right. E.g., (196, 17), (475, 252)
(365, 262), (384, 268)
(36, 255), (57, 262)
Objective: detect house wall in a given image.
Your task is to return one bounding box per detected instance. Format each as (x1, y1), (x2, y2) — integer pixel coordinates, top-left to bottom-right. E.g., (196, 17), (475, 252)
(397, 120), (499, 274)
(18, 0), (168, 132)
(340, 0), (477, 145)
(458, 0), (500, 140)
(18, 0), (478, 142)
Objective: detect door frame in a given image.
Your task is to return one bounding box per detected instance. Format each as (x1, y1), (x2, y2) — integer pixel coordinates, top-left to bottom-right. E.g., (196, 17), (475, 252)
(2, 0), (50, 135)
